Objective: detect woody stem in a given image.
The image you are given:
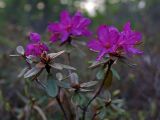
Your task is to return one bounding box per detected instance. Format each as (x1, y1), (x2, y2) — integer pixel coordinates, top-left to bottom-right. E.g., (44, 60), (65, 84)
(82, 60), (114, 120)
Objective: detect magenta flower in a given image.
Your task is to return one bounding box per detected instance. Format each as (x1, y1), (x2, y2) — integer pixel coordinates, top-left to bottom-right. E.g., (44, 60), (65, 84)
(25, 43), (49, 56)
(25, 32), (49, 56)
(29, 32), (41, 43)
(87, 25), (120, 61)
(48, 10), (92, 43)
(87, 22), (142, 61)
(119, 22), (143, 55)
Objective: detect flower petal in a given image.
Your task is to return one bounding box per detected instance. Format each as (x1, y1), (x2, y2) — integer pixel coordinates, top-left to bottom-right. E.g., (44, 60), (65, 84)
(97, 25), (109, 44)
(60, 10), (71, 25)
(50, 33), (59, 42)
(87, 39), (102, 52)
(123, 21), (131, 32)
(29, 32), (41, 43)
(48, 23), (62, 32)
(127, 47), (143, 55)
(60, 31), (69, 42)
(96, 49), (107, 61)
(108, 26), (120, 43)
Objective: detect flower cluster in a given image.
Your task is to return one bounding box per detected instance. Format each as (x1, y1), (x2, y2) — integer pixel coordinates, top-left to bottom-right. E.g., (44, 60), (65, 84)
(87, 22), (142, 61)
(48, 10), (92, 43)
(23, 11), (142, 61)
(25, 32), (49, 56)
(12, 10), (143, 120)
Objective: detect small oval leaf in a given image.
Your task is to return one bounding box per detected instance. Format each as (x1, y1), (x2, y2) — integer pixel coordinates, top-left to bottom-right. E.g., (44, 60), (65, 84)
(59, 64), (76, 70)
(96, 69), (105, 80)
(70, 72), (79, 85)
(56, 72), (63, 81)
(89, 59), (110, 69)
(48, 50), (65, 59)
(24, 67), (41, 78)
(80, 81), (98, 88)
(46, 76), (58, 98)
(111, 68), (120, 80)
(71, 93), (87, 106)
(18, 67), (29, 78)
(56, 81), (71, 89)
(49, 63), (63, 70)
(16, 46), (24, 55)
(51, 63), (76, 70)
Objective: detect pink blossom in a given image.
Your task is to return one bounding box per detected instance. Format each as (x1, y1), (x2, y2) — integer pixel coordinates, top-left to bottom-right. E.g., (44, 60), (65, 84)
(119, 22), (143, 55)
(48, 10), (92, 43)
(87, 22), (142, 61)
(25, 33), (48, 56)
(29, 32), (41, 43)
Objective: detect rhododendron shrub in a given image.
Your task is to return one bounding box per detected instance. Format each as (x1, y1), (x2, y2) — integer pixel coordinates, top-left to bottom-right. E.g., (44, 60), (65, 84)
(11, 10), (142, 120)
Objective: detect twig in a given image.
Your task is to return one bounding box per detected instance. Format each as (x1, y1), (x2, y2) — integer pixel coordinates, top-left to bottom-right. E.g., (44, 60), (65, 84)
(67, 52), (72, 76)
(66, 51), (76, 119)
(75, 105), (79, 120)
(82, 60), (114, 120)
(56, 95), (68, 120)
(91, 111), (100, 120)
(91, 106), (103, 120)
(33, 105), (47, 120)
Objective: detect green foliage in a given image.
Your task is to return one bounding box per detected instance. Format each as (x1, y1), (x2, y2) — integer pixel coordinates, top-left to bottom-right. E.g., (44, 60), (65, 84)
(111, 68), (120, 80)
(96, 69), (105, 80)
(46, 75), (58, 97)
(71, 92), (87, 106)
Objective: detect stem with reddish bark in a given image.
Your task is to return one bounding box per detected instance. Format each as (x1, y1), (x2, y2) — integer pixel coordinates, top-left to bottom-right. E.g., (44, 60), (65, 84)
(56, 94), (68, 120)
(66, 52), (77, 119)
(82, 60), (114, 120)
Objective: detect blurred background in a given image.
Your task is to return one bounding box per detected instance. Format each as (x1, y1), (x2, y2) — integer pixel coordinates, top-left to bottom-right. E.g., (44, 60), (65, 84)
(0, 0), (160, 120)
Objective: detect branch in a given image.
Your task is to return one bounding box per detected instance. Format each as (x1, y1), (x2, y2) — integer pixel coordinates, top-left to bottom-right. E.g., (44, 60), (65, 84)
(33, 105), (47, 120)
(82, 60), (114, 120)
(56, 94), (68, 120)
(91, 106), (103, 120)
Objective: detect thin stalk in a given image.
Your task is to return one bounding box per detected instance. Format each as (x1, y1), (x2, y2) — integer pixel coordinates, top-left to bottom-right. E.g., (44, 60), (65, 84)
(66, 52), (76, 119)
(67, 52), (72, 75)
(91, 106), (103, 120)
(91, 111), (101, 120)
(82, 60), (114, 120)
(56, 95), (68, 120)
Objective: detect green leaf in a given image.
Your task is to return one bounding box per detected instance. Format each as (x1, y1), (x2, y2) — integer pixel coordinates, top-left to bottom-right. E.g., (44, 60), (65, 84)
(111, 104), (125, 113)
(49, 63), (63, 70)
(56, 81), (71, 89)
(56, 72), (63, 81)
(103, 90), (111, 101)
(89, 59), (110, 69)
(71, 93), (87, 106)
(70, 72), (79, 84)
(18, 67), (28, 78)
(98, 107), (107, 119)
(80, 81), (98, 88)
(50, 63), (76, 70)
(104, 70), (113, 88)
(48, 50), (65, 59)
(96, 69), (105, 80)
(24, 67), (41, 78)
(16, 46), (24, 55)
(111, 68), (120, 80)
(45, 76), (58, 98)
